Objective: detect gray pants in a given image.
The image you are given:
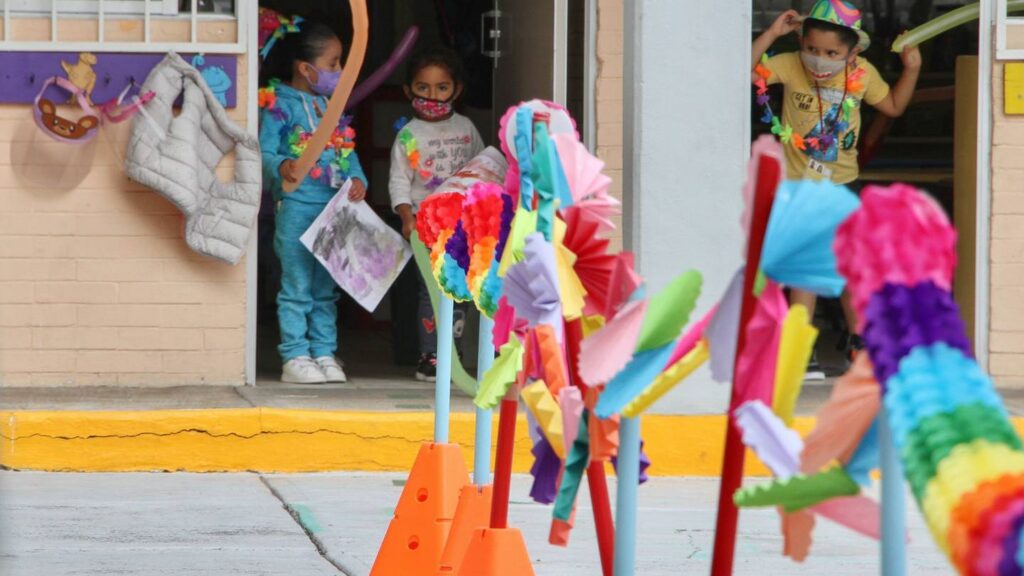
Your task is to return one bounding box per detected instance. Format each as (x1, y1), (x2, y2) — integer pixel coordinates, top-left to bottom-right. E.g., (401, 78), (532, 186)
(417, 272), (465, 357)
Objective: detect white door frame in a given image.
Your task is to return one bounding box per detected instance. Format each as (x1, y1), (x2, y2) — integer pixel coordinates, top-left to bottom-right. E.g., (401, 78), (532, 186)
(977, 0), (995, 372)
(244, 0), (259, 385)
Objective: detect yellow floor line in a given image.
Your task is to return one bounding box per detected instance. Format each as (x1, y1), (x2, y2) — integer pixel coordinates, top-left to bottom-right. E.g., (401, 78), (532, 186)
(5, 409), (1024, 476)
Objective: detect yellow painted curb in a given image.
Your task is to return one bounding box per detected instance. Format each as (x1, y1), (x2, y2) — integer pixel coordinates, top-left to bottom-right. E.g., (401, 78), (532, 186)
(5, 409), (1024, 476)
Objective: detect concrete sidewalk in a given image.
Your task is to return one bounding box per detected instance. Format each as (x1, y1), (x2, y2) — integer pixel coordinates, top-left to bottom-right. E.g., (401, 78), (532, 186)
(0, 470), (953, 576)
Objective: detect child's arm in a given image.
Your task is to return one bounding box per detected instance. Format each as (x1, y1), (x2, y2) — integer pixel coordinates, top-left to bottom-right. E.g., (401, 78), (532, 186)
(389, 134), (416, 239)
(258, 108), (294, 193)
(870, 46), (922, 118)
(346, 152), (368, 202)
(752, 10), (800, 83)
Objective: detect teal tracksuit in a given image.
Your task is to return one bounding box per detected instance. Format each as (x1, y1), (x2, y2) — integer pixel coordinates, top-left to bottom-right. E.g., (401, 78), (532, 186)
(259, 83), (367, 362)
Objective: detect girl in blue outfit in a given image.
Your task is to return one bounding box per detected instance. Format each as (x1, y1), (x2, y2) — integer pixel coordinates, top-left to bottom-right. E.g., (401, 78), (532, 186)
(259, 21), (367, 384)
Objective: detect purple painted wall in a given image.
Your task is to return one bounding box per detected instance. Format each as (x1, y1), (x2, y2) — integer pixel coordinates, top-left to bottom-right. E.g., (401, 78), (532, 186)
(0, 52), (237, 108)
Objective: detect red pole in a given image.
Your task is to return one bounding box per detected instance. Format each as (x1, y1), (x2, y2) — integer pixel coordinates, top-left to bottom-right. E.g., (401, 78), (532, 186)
(566, 318), (615, 576)
(490, 397), (518, 529)
(709, 151), (780, 576)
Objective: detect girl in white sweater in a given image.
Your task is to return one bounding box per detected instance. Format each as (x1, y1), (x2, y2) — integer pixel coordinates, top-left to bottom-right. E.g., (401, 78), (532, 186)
(388, 48), (484, 382)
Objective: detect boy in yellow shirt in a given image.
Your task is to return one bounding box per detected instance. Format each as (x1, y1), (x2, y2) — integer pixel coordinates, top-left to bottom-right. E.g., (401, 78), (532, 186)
(751, 0), (921, 378)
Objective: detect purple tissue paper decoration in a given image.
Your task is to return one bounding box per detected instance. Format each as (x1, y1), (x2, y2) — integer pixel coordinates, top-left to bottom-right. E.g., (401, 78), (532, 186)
(864, 281), (972, 385)
(530, 430), (562, 504)
(611, 440), (651, 484)
(445, 220), (471, 271)
(495, 193), (516, 260)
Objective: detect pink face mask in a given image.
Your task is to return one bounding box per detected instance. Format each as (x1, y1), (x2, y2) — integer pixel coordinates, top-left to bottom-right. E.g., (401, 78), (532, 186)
(33, 77), (100, 144)
(411, 96), (454, 121)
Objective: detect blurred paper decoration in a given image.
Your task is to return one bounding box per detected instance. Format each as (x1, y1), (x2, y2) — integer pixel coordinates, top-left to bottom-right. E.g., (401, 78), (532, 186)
(474, 336), (524, 409)
(735, 400), (802, 477)
(741, 136), (785, 247)
(594, 343), (677, 419)
(621, 340), (709, 418)
(503, 234), (563, 340)
(734, 466), (860, 513)
(522, 381), (566, 459)
(760, 180), (860, 297)
(577, 300), (648, 388)
(705, 268), (745, 384)
(560, 207), (622, 317)
(301, 181), (412, 312)
(732, 281), (788, 409)
(800, 354), (880, 474)
(771, 305), (818, 426)
(552, 134), (619, 231)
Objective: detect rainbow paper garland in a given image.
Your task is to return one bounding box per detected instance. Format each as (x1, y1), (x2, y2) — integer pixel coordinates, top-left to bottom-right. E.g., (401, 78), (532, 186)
(836, 183), (1024, 575)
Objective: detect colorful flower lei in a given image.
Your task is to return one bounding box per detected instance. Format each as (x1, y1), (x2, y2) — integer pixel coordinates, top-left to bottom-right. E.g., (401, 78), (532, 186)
(398, 125), (446, 191)
(754, 53), (865, 153)
(286, 118), (357, 181)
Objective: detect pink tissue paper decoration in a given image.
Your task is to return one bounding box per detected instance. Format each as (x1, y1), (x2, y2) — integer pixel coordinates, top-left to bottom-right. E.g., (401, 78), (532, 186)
(732, 281), (788, 409)
(833, 183), (957, 332)
(560, 386), (585, 454)
(552, 134), (620, 231)
(577, 299), (648, 388)
(666, 305), (717, 368)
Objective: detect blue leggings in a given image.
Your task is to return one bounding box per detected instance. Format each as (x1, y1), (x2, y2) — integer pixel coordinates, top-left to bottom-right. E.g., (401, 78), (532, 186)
(274, 200), (339, 362)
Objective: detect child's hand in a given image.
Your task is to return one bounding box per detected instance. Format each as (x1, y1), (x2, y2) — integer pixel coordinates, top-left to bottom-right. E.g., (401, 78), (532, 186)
(900, 45), (922, 71)
(769, 10), (801, 38)
(348, 179), (367, 202)
(400, 213), (416, 241)
(279, 159), (299, 187)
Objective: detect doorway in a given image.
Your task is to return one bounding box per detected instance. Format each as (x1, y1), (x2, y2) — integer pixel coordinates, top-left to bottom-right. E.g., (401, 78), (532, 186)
(750, 0), (980, 375)
(253, 0), (589, 384)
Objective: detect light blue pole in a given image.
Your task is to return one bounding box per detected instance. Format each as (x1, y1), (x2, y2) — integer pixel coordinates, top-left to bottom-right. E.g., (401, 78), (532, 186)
(880, 408), (906, 576)
(434, 296), (454, 444)
(614, 416), (640, 576)
(473, 315), (495, 485)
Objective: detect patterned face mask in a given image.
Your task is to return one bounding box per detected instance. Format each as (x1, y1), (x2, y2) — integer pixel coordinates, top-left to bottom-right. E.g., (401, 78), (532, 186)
(800, 53), (847, 81)
(411, 96), (453, 121)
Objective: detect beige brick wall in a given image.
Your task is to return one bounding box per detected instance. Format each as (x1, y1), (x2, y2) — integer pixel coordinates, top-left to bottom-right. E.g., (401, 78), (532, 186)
(991, 61), (1024, 388)
(596, 0), (624, 251)
(0, 30), (249, 387)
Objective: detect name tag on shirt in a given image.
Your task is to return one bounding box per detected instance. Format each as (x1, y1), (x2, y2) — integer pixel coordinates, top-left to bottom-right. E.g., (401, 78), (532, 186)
(808, 157), (834, 179)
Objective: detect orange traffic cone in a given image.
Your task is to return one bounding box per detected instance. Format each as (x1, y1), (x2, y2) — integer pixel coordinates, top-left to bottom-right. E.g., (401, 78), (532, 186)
(438, 484), (493, 574)
(371, 443), (470, 576)
(456, 527), (535, 575)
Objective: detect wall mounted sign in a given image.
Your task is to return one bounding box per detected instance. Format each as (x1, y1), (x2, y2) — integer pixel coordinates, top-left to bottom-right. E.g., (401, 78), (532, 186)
(0, 52), (237, 108)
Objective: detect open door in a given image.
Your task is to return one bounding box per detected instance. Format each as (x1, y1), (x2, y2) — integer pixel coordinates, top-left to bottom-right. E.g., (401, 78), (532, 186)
(487, 0), (569, 117)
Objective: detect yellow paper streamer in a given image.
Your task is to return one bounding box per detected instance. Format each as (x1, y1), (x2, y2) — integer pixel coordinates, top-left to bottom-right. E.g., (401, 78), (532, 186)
(771, 305), (818, 426)
(555, 243), (587, 321)
(920, 439), (1024, 554)
(581, 314), (606, 337)
(474, 336), (525, 410)
(621, 340), (710, 418)
(522, 380), (566, 459)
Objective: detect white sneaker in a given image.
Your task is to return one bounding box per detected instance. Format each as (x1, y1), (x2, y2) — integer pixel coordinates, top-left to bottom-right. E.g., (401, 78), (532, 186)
(282, 356), (326, 384)
(314, 356), (347, 383)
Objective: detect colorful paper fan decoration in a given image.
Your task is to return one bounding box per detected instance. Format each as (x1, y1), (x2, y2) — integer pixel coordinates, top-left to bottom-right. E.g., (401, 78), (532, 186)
(592, 271), (703, 419)
(552, 134), (619, 232)
(731, 280), (788, 410)
(705, 268), (744, 383)
(503, 233), (563, 341)
(834, 183), (1024, 574)
(561, 207), (622, 317)
(760, 179), (861, 297)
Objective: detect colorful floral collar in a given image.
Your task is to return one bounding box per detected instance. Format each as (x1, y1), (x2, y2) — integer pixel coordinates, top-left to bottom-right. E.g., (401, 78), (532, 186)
(395, 120), (445, 191)
(261, 81), (357, 183)
(754, 53), (865, 152)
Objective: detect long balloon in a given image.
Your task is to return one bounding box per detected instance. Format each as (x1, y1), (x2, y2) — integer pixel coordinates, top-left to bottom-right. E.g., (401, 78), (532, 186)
(283, 0), (368, 192)
(892, 0), (1024, 52)
(346, 25), (419, 111)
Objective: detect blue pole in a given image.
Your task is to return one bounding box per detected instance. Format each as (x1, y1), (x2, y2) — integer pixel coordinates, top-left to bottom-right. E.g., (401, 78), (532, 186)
(473, 315), (495, 485)
(614, 416), (640, 576)
(880, 408), (906, 576)
(434, 296), (454, 444)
